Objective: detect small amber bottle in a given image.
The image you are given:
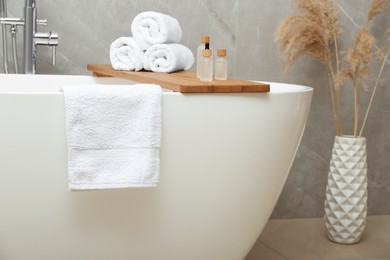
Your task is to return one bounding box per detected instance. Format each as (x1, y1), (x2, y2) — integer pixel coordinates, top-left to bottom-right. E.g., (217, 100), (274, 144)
(215, 49), (227, 80)
(200, 49), (213, 82)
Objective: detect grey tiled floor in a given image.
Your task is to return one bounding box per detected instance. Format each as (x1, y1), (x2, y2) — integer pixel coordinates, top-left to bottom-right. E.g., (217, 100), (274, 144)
(246, 215), (390, 260)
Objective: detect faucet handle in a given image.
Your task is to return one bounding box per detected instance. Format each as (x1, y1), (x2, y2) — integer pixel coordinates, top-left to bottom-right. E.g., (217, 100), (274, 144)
(0, 17), (24, 26)
(34, 31), (59, 66)
(36, 19), (47, 26)
(49, 31), (58, 65)
(48, 31), (59, 44)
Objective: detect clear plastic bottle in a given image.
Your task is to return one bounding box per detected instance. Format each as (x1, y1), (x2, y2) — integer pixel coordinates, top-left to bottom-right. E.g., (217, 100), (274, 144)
(200, 49), (213, 82)
(215, 49), (227, 80)
(196, 36), (210, 78)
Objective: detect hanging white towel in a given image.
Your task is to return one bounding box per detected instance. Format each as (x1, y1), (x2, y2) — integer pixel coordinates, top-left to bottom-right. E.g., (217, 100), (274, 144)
(144, 43), (194, 73)
(62, 84), (162, 190)
(110, 37), (144, 71)
(131, 11), (182, 50)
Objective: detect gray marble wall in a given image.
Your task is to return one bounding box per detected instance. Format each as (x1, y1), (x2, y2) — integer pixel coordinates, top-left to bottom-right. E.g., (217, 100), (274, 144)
(1, 0), (389, 218)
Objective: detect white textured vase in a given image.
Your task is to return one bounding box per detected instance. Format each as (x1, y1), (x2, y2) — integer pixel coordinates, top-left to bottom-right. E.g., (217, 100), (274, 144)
(324, 135), (368, 244)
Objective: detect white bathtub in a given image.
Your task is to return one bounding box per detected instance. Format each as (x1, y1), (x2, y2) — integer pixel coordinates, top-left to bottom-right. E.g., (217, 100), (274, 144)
(0, 74), (312, 260)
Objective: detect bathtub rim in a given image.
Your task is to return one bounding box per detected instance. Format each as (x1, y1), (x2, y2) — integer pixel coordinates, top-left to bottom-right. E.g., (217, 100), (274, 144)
(0, 73), (313, 94)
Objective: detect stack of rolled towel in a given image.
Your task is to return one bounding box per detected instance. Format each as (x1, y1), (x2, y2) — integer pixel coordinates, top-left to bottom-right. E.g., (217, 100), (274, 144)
(110, 11), (194, 73)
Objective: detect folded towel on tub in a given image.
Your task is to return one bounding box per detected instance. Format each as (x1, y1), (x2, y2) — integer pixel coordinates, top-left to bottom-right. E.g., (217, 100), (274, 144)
(109, 37), (144, 71)
(131, 11), (182, 50)
(62, 84), (162, 190)
(144, 43), (194, 73)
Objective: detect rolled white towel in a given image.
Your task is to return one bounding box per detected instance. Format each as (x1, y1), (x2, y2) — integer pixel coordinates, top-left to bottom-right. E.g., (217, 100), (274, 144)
(131, 11), (182, 50)
(144, 43), (194, 73)
(110, 37), (144, 71)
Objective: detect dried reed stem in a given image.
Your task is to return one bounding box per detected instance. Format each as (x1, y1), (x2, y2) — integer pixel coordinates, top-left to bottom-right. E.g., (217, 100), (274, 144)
(332, 23), (340, 75)
(327, 61), (343, 135)
(358, 82), (361, 136)
(353, 81), (358, 137)
(328, 72), (337, 127)
(353, 80), (361, 138)
(332, 24), (343, 136)
(336, 87), (343, 136)
(359, 45), (390, 136)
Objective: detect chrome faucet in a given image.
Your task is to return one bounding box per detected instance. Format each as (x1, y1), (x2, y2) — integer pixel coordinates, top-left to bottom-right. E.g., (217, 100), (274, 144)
(0, 0), (9, 73)
(23, 0), (58, 74)
(0, 0), (58, 74)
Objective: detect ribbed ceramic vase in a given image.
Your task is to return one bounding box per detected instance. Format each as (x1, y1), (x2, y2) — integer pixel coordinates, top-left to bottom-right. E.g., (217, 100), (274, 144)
(324, 135), (368, 244)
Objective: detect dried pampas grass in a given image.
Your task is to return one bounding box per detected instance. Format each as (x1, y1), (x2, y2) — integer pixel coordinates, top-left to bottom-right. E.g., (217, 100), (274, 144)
(343, 28), (374, 90)
(368, 0), (390, 23)
(275, 0), (390, 137)
(275, 0), (339, 72)
(275, 16), (330, 72)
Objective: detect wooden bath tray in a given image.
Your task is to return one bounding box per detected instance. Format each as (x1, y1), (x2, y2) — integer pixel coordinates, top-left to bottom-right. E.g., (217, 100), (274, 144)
(87, 64), (270, 93)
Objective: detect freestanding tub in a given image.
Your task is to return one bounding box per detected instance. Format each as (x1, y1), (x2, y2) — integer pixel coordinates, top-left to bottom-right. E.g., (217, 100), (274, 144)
(0, 74), (312, 260)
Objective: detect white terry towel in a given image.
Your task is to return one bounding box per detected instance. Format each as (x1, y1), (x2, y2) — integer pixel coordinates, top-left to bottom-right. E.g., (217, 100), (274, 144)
(62, 84), (162, 190)
(131, 11), (182, 51)
(110, 37), (144, 71)
(144, 43), (194, 73)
